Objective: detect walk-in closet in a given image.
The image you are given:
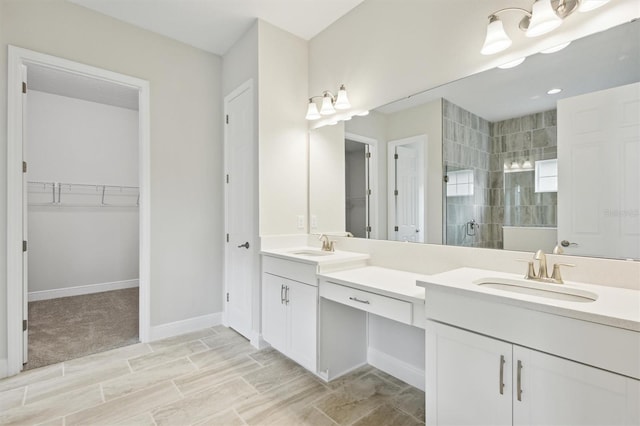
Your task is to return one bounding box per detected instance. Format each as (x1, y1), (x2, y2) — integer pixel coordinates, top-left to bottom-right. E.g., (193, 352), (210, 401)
(24, 64), (140, 369)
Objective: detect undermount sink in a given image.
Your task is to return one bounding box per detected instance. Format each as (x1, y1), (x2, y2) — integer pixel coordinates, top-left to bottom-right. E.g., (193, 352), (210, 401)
(474, 277), (598, 303)
(289, 249), (334, 257)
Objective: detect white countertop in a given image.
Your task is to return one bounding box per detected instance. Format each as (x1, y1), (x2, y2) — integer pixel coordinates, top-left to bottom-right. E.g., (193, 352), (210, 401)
(261, 246), (370, 266)
(319, 266), (428, 303)
(417, 267), (640, 332)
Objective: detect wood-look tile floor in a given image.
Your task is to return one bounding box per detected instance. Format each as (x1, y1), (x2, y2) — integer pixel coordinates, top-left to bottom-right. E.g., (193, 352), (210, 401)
(0, 325), (425, 426)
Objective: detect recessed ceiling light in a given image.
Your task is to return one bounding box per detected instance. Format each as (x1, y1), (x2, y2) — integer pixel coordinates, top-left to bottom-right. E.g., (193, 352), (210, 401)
(541, 41), (571, 54)
(547, 88), (562, 95)
(498, 57), (526, 69)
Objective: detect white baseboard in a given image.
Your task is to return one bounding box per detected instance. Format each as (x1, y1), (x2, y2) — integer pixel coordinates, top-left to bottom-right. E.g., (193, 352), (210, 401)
(28, 279), (139, 302)
(149, 312), (223, 342)
(0, 358), (7, 380)
(367, 347), (425, 391)
(250, 332), (271, 350)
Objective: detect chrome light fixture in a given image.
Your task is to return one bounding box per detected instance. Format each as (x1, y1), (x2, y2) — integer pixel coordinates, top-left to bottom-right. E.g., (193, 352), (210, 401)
(480, 0), (610, 55)
(305, 84), (352, 120)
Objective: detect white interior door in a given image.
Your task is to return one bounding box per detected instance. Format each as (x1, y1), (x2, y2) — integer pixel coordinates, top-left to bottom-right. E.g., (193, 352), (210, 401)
(558, 82), (640, 259)
(224, 81), (254, 340)
(21, 64), (28, 364)
(388, 137), (424, 243)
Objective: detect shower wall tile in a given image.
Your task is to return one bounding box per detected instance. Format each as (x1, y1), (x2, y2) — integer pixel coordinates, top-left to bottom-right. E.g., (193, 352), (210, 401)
(445, 101), (558, 248)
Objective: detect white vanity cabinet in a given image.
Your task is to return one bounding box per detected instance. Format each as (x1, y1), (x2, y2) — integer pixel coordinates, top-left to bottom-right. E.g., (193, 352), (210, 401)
(427, 321), (640, 426)
(261, 255), (317, 372)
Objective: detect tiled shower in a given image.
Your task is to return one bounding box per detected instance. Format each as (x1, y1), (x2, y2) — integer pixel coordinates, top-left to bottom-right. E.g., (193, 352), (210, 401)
(443, 99), (558, 249)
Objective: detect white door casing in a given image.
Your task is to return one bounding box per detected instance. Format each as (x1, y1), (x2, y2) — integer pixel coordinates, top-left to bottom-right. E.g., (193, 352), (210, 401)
(21, 64), (29, 364)
(224, 80), (255, 340)
(6, 46), (151, 377)
(558, 82), (640, 259)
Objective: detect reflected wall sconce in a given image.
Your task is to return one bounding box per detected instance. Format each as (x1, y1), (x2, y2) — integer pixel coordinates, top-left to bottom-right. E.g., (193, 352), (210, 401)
(305, 84), (351, 120)
(481, 0), (610, 55)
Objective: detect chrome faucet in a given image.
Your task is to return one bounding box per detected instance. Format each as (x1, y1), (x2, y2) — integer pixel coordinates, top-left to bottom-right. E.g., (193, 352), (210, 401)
(318, 234), (335, 252)
(523, 249), (574, 284)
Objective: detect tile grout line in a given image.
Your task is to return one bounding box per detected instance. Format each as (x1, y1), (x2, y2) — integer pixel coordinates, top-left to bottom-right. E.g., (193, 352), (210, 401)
(170, 379), (185, 399)
(311, 405), (340, 425)
(232, 407), (248, 426)
(21, 385), (28, 406)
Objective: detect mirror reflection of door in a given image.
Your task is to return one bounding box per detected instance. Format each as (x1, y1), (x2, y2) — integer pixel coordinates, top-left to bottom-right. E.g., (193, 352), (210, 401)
(389, 136), (425, 243)
(345, 139), (373, 238)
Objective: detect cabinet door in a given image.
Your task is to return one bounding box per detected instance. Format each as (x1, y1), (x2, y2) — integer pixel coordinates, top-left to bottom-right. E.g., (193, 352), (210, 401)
(261, 273), (287, 353)
(287, 280), (317, 372)
(426, 321), (512, 426)
(513, 345), (639, 426)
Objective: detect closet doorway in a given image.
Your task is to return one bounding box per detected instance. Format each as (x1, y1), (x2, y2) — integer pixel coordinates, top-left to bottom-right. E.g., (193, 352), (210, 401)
(7, 47), (151, 376)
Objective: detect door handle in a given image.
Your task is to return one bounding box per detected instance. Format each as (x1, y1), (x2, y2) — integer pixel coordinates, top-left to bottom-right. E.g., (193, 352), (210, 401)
(280, 284), (285, 304)
(560, 240), (578, 248)
(237, 242), (250, 249)
(285, 286), (290, 305)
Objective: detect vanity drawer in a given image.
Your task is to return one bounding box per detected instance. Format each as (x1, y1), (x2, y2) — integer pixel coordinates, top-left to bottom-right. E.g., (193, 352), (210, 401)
(262, 255), (317, 286)
(320, 281), (412, 325)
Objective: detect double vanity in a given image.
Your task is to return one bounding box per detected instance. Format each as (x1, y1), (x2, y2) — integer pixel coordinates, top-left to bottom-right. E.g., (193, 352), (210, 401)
(260, 243), (640, 425)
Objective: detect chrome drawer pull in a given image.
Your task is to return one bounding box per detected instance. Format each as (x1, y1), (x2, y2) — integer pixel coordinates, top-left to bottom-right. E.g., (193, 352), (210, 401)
(499, 355), (505, 395)
(349, 296), (370, 304)
(517, 360), (523, 401)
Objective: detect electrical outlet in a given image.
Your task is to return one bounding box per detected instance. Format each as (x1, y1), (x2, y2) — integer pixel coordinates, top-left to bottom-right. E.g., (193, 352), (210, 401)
(311, 215), (318, 229)
(297, 215), (305, 229)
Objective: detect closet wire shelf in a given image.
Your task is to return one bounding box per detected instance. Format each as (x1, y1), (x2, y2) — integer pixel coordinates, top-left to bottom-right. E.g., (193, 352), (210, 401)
(27, 181), (140, 207)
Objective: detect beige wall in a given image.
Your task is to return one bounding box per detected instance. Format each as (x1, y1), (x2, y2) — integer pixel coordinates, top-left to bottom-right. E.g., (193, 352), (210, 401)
(309, 124), (346, 233)
(257, 21), (309, 236)
(0, 0), (223, 364)
(386, 99), (443, 244)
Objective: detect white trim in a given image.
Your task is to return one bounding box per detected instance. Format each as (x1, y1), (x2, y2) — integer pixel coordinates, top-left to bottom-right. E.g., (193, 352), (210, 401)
(367, 347), (425, 391)
(345, 133), (379, 240)
(28, 279), (139, 302)
(223, 79), (255, 341)
(149, 313), (223, 342)
(6, 46), (151, 377)
(250, 331), (270, 350)
(0, 358), (7, 379)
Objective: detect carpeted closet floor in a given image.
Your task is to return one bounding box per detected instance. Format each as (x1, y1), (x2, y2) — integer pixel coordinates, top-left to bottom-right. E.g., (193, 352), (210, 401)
(25, 287), (139, 370)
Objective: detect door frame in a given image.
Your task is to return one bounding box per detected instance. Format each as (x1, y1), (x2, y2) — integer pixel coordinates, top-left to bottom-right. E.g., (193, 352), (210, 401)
(222, 79), (260, 346)
(6, 46), (151, 377)
(344, 132), (378, 239)
(387, 135), (426, 242)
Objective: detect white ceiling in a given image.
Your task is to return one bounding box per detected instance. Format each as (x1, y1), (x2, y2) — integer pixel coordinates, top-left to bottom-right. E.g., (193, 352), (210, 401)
(68, 0), (365, 56)
(377, 19), (640, 122)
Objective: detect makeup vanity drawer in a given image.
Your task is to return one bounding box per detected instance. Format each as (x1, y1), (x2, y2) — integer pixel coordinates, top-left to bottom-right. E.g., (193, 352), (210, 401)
(320, 281), (412, 325)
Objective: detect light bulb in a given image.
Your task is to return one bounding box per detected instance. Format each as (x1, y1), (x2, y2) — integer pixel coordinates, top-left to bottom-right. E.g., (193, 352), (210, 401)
(319, 94), (336, 115)
(305, 100), (320, 120)
(541, 41), (571, 54)
(526, 0), (563, 38)
(481, 16), (512, 55)
(334, 85), (351, 110)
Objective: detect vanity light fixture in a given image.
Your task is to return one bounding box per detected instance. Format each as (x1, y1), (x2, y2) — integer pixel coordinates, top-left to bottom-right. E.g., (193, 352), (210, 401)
(305, 84), (351, 120)
(547, 88), (562, 94)
(480, 0), (609, 55)
(522, 159), (533, 169)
